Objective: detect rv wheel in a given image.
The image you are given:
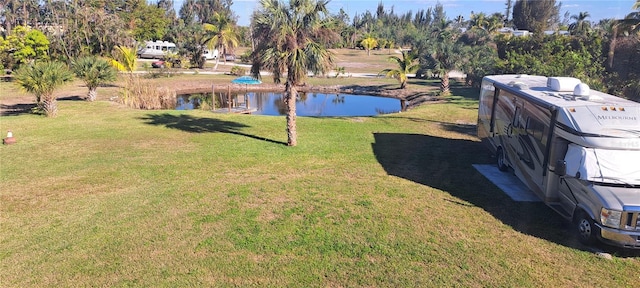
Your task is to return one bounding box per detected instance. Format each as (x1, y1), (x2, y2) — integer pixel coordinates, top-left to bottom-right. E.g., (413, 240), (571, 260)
(496, 147), (508, 172)
(575, 211), (599, 246)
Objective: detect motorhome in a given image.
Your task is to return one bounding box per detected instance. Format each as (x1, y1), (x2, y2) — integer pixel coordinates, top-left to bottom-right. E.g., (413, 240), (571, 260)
(137, 40), (177, 59)
(477, 74), (640, 249)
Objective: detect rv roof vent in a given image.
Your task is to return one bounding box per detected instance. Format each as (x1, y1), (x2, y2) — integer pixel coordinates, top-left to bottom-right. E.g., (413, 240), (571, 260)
(509, 81), (529, 90)
(574, 83), (591, 99)
(547, 77), (581, 92)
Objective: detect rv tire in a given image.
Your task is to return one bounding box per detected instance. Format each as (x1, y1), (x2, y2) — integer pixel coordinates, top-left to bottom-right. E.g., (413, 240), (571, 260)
(496, 147), (508, 172)
(575, 210), (599, 246)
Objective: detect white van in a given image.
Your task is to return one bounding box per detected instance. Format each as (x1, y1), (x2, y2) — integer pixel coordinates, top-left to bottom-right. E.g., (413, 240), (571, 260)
(137, 41), (177, 59)
(202, 49), (219, 60)
(477, 74), (640, 249)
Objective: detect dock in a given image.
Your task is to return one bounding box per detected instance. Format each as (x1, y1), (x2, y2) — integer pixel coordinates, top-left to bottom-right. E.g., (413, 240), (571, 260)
(212, 107), (258, 114)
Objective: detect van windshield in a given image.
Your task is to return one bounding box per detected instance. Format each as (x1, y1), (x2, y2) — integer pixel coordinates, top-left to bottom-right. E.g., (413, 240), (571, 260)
(564, 144), (640, 185)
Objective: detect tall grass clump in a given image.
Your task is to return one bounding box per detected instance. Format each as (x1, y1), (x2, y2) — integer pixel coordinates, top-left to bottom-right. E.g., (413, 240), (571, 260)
(118, 76), (176, 109)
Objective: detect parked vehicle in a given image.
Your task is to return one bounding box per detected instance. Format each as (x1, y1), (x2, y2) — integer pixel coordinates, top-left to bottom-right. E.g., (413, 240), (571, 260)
(151, 60), (165, 68)
(137, 41), (177, 59)
(202, 49), (219, 60)
(477, 74), (640, 249)
(224, 54), (236, 61)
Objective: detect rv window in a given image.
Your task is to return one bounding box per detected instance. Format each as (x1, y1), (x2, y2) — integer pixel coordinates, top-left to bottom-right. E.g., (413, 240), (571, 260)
(526, 117), (545, 142)
(513, 107), (523, 128)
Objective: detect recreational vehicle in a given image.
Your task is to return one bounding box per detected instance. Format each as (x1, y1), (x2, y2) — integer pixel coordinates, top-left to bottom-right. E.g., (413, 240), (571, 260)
(137, 40), (177, 59)
(477, 74), (640, 249)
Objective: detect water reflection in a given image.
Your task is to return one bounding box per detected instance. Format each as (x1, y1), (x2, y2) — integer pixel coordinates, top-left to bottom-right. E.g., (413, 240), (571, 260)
(176, 91), (402, 117)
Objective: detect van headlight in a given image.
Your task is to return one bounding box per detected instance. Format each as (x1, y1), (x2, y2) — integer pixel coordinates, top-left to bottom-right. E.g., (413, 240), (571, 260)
(600, 208), (622, 228)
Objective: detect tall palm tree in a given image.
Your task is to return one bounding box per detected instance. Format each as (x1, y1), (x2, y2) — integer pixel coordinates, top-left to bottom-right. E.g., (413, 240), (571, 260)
(14, 61), (74, 117)
(569, 12), (591, 35)
(251, 0), (335, 146)
(204, 11), (239, 70)
(379, 51), (419, 89)
(71, 56), (118, 101)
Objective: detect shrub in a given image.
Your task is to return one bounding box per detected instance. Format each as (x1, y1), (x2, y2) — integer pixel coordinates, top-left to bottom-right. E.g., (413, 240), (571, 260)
(230, 65), (246, 76)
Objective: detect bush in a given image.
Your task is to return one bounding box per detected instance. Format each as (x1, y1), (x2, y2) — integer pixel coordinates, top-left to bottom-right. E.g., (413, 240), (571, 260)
(239, 50), (253, 63)
(230, 65), (246, 76)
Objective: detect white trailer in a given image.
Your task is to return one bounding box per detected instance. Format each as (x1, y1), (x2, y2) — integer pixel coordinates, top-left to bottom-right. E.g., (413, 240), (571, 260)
(477, 74), (640, 249)
(137, 40), (177, 59)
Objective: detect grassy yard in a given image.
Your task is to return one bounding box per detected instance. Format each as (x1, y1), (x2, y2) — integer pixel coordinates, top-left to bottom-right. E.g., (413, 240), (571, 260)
(1, 74), (639, 286)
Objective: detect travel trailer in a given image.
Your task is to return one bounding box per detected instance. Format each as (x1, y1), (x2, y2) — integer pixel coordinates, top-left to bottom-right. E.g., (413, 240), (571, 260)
(477, 74), (640, 249)
(137, 40), (177, 59)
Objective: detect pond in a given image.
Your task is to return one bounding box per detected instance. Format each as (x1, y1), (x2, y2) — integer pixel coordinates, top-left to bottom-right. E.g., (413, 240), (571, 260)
(176, 91), (404, 117)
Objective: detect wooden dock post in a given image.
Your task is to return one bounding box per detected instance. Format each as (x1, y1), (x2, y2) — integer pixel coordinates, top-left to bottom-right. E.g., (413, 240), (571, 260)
(211, 84), (215, 110)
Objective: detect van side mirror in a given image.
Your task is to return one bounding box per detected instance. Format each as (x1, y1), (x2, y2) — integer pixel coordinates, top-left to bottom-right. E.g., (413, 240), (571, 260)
(555, 160), (567, 176)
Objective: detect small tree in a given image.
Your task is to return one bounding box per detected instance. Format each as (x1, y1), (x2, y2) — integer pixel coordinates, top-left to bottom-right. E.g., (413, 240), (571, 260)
(72, 56), (117, 101)
(14, 61), (74, 117)
(0, 25), (50, 70)
(360, 36), (378, 56)
(379, 51), (419, 89)
(108, 46), (138, 76)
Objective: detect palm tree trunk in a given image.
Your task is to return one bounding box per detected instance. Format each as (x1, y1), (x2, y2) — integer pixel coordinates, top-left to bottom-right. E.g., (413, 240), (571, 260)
(42, 95), (58, 117)
(440, 71), (451, 96)
(608, 25), (618, 70)
(87, 87), (97, 102)
(285, 82), (297, 146)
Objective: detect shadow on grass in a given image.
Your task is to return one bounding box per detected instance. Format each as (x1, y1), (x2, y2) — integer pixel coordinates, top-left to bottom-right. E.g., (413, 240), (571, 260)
(0, 103), (36, 116)
(1, 96), (84, 116)
(372, 132), (640, 256)
(58, 95), (85, 101)
(140, 113), (287, 145)
(450, 83), (479, 101)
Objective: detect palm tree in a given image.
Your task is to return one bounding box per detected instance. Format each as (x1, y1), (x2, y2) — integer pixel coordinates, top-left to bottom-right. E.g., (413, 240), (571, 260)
(608, 2), (640, 68)
(618, 0), (640, 35)
(71, 56), (118, 101)
(569, 12), (592, 35)
(108, 46), (137, 76)
(251, 0), (335, 146)
(425, 27), (468, 96)
(379, 51), (419, 89)
(360, 35), (378, 56)
(386, 39), (395, 55)
(469, 12), (488, 31)
(14, 61), (74, 117)
(204, 11), (239, 70)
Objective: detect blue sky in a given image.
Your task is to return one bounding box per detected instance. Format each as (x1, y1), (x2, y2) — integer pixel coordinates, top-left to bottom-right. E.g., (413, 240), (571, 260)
(174, 0), (637, 26)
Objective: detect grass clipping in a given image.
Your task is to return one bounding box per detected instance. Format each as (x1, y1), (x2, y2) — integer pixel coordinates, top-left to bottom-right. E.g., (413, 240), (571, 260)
(119, 76), (176, 110)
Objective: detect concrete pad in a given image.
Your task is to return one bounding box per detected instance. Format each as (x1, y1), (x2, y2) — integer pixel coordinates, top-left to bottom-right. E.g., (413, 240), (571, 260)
(472, 164), (541, 202)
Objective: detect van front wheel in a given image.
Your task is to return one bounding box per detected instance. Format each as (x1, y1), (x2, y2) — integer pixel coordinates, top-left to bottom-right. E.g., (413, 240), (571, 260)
(575, 211), (599, 246)
(496, 147), (508, 172)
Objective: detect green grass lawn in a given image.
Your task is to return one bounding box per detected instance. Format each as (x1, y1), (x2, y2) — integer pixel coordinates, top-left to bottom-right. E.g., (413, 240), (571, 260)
(1, 77), (639, 286)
